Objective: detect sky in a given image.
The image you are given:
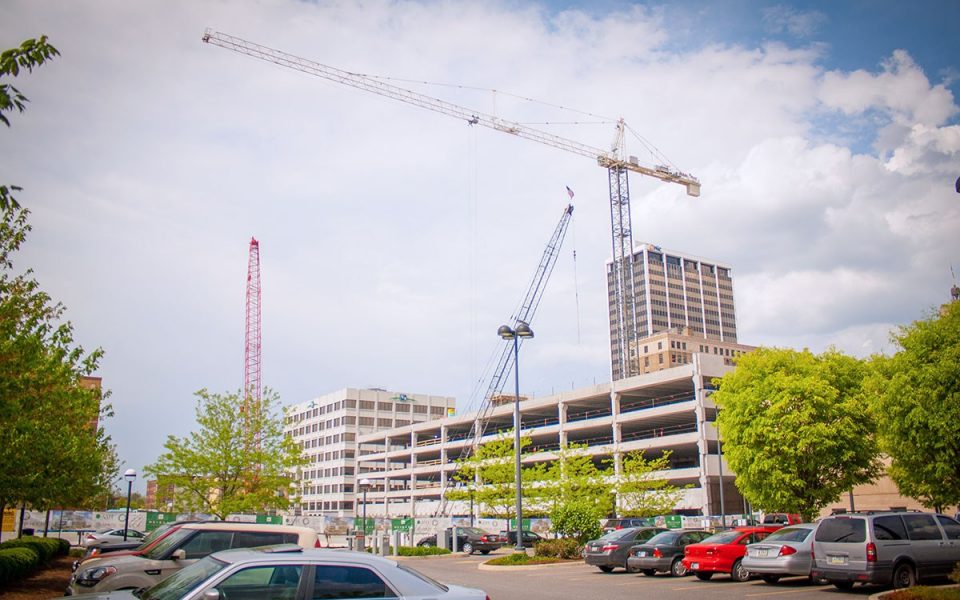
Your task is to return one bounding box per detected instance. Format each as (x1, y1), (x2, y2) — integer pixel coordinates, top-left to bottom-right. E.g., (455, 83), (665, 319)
(2, 0), (958, 494)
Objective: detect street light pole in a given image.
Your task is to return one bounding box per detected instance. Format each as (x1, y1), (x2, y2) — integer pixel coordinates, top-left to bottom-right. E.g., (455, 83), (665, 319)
(498, 321), (534, 553)
(122, 469), (137, 541)
(359, 478), (371, 550)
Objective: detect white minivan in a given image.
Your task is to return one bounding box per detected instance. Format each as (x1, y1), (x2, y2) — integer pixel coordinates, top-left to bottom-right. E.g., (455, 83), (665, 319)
(67, 522), (319, 595)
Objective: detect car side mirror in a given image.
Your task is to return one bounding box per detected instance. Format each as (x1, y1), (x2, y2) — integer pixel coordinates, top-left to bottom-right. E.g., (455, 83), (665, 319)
(203, 590), (220, 600)
(171, 549), (187, 561)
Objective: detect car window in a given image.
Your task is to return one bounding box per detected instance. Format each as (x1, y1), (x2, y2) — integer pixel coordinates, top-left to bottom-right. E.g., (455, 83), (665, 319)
(599, 528), (633, 541)
(763, 527), (811, 543)
(633, 529), (660, 542)
(873, 515), (908, 541)
(140, 556), (229, 600)
(648, 532), (681, 545)
(146, 528), (195, 559)
(232, 531), (298, 548)
(902, 514), (943, 541)
(181, 531), (233, 559)
(815, 518), (866, 543)
(312, 565), (397, 599)
(700, 530), (740, 545)
(216, 565), (302, 600)
(937, 516), (960, 540)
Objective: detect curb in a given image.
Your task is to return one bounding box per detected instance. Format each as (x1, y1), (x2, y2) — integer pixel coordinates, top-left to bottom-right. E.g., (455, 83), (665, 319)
(868, 583), (960, 600)
(478, 559), (584, 571)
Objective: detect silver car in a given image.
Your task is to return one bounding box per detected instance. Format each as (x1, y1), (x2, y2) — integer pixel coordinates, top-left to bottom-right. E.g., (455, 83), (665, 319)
(62, 545), (488, 600)
(742, 522), (819, 583)
(82, 528), (146, 548)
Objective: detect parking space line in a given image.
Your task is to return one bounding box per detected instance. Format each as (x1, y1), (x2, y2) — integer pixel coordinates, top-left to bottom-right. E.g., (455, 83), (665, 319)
(671, 586), (706, 590)
(744, 588), (823, 597)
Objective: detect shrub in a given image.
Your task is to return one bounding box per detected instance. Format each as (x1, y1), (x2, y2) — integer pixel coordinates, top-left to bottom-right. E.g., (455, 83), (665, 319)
(55, 538), (71, 556)
(533, 537), (582, 560)
(485, 552), (562, 566)
(0, 547), (40, 585)
(0, 536), (60, 563)
(396, 546), (452, 556)
(550, 501), (603, 545)
(952, 561), (960, 584)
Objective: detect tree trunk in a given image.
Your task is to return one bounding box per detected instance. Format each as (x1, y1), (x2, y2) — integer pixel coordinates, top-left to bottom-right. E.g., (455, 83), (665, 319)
(17, 502), (26, 538)
(43, 508), (51, 537)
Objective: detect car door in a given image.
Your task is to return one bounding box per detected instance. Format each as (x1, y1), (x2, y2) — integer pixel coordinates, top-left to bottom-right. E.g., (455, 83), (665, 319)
(213, 564), (305, 600)
(308, 564), (398, 599)
(900, 513), (946, 578)
(935, 516), (960, 568)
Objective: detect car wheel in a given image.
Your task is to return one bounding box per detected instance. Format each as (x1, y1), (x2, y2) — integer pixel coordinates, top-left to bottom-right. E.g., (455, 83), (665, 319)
(670, 558), (688, 577)
(731, 559), (749, 582)
(695, 571), (713, 581)
(641, 569), (656, 577)
(893, 563), (916, 589)
(462, 542), (474, 555)
(833, 582), (854, 590)
(761, 575), (780, 584)
(598, 566), (614, 573)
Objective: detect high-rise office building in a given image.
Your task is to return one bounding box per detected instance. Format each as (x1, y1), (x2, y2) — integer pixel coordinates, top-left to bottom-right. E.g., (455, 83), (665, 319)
(608, 244), (738, 380)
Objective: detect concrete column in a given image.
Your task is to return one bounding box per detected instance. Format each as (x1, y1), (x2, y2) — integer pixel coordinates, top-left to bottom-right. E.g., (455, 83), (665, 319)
(559, 401), (568, 448)
(691, 355), (712, 515)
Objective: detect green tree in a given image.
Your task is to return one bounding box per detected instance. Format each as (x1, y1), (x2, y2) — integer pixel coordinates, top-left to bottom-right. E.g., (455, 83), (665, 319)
(865, 302), (960, 511)
(445, 434), (532, 519)
(146, 388), (305, 520)
(617, 450), (685, 517)
(550, 501), (603, 544)
(713, 347), (881, 520)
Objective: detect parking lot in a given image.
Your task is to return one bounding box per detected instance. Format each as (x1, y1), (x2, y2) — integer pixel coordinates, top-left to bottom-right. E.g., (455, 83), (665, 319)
(403, 551), (882, 600)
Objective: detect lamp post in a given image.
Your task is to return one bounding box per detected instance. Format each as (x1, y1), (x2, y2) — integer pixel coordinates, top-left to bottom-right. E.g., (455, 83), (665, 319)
(498, 320), (534, 552)
(359, 478), (371, 550)
(122, 469), (136, 541)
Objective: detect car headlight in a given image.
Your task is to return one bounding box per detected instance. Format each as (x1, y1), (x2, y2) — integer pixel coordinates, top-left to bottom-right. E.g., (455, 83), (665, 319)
(76, 566), (118, 587)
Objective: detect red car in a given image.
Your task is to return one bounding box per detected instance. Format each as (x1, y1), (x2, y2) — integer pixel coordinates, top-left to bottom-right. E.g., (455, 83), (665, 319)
(682, 526), (780, 581)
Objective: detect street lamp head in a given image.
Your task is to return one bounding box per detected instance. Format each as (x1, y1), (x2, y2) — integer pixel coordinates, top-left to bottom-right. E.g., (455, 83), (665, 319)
(497, 324), (515, 340)
(123, 469), (137, 482)
(515, 321), (534, 338)
(359, 478), (371, 488)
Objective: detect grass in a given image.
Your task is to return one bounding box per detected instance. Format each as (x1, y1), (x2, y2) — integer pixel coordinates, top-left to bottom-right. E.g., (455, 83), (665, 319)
(884, 587), (960, 600)
(484, 552), (568, 566)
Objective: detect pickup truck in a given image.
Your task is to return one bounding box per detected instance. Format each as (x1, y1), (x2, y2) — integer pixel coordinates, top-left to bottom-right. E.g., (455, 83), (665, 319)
(416, 527), (503, 554)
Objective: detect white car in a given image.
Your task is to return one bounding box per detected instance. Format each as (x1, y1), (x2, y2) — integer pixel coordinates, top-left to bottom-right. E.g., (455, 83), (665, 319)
(69, 545), (489, 600)
(82, 528), (146, 548)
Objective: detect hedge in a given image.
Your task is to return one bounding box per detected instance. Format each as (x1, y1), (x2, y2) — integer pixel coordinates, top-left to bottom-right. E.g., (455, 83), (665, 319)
(0, 536), (63, 562)
(533, 537), (582, 559)
(396, 546), (452, 556)
(0, 547), (40, 585)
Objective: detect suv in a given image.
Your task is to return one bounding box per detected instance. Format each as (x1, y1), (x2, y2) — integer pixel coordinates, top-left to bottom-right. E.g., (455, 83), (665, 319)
(416, 527), (502, 554)
(602, 518), (655, 532)
(811, 511), (960, 590)
(67, 522), (319, 595)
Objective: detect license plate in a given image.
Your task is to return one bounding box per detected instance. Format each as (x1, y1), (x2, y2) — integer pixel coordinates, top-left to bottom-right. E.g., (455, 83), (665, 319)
(756, 549), (769, 558)
(828, 555), (847, 565)
(638, 551), (647, 557)
(691, 562), (699, 569)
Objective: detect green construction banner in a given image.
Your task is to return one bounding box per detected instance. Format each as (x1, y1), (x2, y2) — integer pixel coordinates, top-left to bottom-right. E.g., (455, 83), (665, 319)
(256, 515), (283, 525)
(508, 518), (532, 530)
(145, 512), (178, 531)
(353, 518), (375, 534)
(664, 515), (683, 529)
(391, 518), (414, 533)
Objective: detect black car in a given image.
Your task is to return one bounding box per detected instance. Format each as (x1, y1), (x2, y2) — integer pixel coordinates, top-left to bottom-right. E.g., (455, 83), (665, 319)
(626, 529), (711, 576)
(584, 526), (668, 572)
(499, 530), (544, 548)
(602, 517), (656, 533)
(416, 527), (503, 555)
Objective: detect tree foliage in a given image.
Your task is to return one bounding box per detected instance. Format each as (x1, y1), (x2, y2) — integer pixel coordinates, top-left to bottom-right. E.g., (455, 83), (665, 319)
(146, 388), (305, 520)
(713, 347), (881, 520)
(0, 37), (116, 513)
(617, 450), (685, 517)
(445, 434), (532, 518)
(865, 302), (960, 511)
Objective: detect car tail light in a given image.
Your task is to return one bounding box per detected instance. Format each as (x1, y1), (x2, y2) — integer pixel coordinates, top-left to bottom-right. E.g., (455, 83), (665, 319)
(778, 546), (797, 557)
(601, 544), (618, 552)
(810, 544), (815, 560)
(653, 548), (662, 558)
(866, 542), (877, 563)
(315, 539), (321, 548)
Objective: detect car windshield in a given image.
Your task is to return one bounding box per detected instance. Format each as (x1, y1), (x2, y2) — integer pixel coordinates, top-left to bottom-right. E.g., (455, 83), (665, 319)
(700, 530), (741, 545)
(599, 528), (635, 541)
(645, 531), (681, 545)
(458, 527), (485, 536)
(144, 527), (194, 560)
(397, 564), (448, 592)
(763, 527), (811, 543)
(138, 524), (174, 548)
(136, 556), (228, 600)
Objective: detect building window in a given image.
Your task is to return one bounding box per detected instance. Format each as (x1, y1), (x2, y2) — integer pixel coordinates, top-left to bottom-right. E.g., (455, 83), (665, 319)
(430, 406), (445, 415)
(658, 354), (664, 364)
(413, 405), (428, 414)
(377, 401), (393, 411)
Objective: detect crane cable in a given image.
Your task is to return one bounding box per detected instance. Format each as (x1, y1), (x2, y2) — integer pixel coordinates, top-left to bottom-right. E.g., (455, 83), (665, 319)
(572, 212), (582, 345)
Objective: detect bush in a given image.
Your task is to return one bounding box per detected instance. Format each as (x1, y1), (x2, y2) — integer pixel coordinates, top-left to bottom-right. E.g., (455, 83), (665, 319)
(0, 547), (40, 585)
(55, 538), (71, 556)
(0, 536), (61, 563)
(396, 546), (452, 556)
(485, 552), (562, 566)
(952, 561), (960, 584)
(533, 537), (582, 560)
(550, 502), (604, 545)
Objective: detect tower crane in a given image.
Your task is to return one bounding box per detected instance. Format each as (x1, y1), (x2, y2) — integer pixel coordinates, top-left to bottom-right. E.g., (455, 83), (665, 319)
(202, 29), (699, 383)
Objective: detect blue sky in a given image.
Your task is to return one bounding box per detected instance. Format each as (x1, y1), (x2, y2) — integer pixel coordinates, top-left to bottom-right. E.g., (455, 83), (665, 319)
(2, 0), (958, 493)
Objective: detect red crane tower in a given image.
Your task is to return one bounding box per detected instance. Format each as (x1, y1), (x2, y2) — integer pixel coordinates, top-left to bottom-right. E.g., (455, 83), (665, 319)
(244, 237), (262, 429)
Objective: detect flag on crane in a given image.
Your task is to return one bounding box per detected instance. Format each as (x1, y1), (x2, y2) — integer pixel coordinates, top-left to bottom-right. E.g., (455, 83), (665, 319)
(566, 186), (575, 199)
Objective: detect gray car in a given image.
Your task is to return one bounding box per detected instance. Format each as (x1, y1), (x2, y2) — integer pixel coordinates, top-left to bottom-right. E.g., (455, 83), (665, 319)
(627, 529), (711, 576)
(61, 545), (488, 600)
(742, 522), (819, 583)
(811, 511), (960, 590)
(584, 526), (668, 572)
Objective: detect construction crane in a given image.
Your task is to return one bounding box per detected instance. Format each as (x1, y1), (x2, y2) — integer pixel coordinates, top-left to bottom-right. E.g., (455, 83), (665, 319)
(433, 202), (574, 516)
(202, 29), (700, 382)
(243, 236), (262, 450)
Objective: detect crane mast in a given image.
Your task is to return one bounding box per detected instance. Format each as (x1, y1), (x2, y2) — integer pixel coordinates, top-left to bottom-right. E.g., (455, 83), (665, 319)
(203, 28), (699, 383)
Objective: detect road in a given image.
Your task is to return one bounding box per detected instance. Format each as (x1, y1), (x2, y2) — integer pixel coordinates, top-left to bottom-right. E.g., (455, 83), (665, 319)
(402, 551), (882, 600)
